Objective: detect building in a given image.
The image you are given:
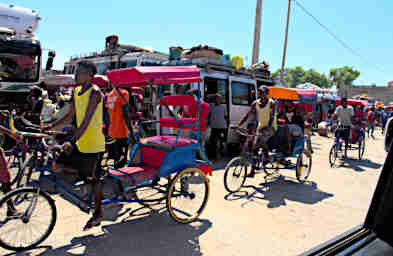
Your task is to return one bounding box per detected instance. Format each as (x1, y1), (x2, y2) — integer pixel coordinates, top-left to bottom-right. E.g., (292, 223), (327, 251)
(348, 85), (393, 105)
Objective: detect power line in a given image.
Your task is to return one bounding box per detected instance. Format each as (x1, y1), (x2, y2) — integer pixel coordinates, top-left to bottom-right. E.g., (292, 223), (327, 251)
(293, 0), (387, 74)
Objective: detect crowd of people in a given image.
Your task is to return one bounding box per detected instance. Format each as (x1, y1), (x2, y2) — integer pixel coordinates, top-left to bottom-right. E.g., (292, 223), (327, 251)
(0, 59), (391, 232)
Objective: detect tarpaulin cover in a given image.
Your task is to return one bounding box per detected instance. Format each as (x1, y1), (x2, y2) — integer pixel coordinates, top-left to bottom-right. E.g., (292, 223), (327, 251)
(335, 99), (368, 106)
(269, 87), (299, 101)
(106, 66), (202, 87)
(296, 89), (317, 104)
(269, 87), (316, 103)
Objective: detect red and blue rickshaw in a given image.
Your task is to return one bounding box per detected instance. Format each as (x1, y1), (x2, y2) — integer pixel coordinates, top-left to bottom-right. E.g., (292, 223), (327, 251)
(0, 66), (212, 251)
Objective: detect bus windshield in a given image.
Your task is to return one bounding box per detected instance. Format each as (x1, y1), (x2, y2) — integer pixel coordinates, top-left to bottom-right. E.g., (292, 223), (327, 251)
(0, 53), (40, 82)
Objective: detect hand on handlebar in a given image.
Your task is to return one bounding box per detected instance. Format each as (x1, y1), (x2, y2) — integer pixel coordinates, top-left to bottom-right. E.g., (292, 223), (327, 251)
(10, 132), (23, 142)
(62, 141), (73, 154)
(41, 124), (52, 133)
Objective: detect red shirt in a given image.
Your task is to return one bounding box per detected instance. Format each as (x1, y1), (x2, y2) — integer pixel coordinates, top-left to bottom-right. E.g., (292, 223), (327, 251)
(184, 101), (210, 132)
(105, 89), (129, 139)
(367, 111), (374, 123)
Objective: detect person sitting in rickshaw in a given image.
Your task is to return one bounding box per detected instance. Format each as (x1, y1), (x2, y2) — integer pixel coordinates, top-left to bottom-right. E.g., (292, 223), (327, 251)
(278, 101), (305, 155)
(236, 86), (276, 177)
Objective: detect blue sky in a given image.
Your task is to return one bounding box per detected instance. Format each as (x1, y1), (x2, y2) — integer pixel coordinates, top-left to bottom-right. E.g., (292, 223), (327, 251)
(13, 0), (393, 85)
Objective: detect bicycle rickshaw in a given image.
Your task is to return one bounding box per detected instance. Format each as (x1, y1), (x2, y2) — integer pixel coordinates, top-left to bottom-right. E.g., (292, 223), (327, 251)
(0, 66), (212, 252)
(224, 87), (315, 193)
(329, 99), (366, 167)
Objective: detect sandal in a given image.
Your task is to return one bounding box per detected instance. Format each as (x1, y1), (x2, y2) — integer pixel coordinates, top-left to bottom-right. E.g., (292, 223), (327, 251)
(83, 215), (103, 231)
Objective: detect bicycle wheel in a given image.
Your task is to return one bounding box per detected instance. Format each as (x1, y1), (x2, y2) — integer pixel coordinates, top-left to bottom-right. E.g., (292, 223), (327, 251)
(223, 156), (248, 193)
(296, 151), (312, 183)
(0, 187), (57, 251)
(167, 168), (209, 224)
(358, 137), (366, 160)
(329, 144), (339, 167)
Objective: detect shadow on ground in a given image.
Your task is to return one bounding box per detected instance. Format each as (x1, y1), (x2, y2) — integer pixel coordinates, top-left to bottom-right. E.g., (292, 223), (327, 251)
(7, 206), (212, 256)
(338, 158), (383, 172)
(224, 175), (333, 209)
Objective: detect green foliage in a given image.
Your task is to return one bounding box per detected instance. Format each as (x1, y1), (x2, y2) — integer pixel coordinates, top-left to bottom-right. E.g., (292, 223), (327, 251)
(329, 66), (360, 88)
(272, 66), (332, 88)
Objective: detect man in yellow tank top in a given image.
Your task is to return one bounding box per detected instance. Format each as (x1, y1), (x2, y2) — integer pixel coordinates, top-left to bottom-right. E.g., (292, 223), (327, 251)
(44, 61), (105, 230)
(236, 86), (276, 177)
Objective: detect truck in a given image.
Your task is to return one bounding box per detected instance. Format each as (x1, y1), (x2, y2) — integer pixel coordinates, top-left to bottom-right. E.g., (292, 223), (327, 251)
(0, 3), (43, 107)
(46, 35), (274, 151)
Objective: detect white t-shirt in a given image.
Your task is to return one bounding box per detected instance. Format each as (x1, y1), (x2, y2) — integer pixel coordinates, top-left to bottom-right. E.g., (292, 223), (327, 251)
(210, 105), (227, 129)
(334, 105), (354, 126)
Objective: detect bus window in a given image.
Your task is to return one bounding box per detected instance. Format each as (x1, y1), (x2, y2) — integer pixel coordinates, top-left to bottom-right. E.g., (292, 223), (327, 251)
(204, 77), (228, 104)
(231, 81), (254, 105)
(121, 59), (138, 68)
(95, 62), (109, 75)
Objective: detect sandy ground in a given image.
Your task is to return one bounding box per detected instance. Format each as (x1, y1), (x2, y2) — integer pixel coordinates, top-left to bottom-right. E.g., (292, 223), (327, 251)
(0, 129), (386, 256)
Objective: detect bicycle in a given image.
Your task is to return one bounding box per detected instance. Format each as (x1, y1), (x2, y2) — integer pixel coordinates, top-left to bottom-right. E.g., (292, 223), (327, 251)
(329, 125), (365, 167)
(223, 127), (312, 193)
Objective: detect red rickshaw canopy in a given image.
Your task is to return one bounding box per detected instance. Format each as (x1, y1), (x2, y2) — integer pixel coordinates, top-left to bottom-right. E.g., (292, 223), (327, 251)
(106, 66), (202, 87)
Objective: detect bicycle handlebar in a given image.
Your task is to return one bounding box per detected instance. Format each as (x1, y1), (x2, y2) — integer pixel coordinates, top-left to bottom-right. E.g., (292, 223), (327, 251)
(231, 127), (261, 137)
(41, 137), (63, 151)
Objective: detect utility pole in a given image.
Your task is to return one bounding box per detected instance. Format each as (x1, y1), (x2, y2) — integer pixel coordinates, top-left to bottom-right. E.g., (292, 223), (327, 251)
(252, 0), (262, 65)
(280, 0), (292, 87)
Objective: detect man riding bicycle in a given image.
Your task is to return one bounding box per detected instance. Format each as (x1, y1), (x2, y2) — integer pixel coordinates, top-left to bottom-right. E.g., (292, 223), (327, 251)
(236, 86), (276, 177)
(333, 97), (354, 159)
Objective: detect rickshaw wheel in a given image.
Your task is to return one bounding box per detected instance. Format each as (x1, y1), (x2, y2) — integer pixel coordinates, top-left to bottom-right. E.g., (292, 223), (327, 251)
(329, 144), (339, 167)
(223, 156), (249, 193)
(296, 151), (312, 183)
(167, 168), (210, 224)
(358, 137), (366, 160)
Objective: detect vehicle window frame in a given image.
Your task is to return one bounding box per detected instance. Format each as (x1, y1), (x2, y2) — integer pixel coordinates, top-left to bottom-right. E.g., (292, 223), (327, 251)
(204, 77), (228, 104)
(231, 81), (254, 106)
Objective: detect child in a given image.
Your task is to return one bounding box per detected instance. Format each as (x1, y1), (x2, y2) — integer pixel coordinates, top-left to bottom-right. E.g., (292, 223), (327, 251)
(0, 124), (22, 215)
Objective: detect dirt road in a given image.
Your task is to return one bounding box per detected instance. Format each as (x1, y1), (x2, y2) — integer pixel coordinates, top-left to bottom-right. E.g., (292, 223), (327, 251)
(0, 131), (386, 256)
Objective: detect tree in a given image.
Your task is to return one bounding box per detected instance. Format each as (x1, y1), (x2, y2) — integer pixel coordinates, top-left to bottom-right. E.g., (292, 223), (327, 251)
(272, 66), (306, 88)
(272, 66), (332, 88)
(303, 69), (332, 89)
(329, 66), (360, 97)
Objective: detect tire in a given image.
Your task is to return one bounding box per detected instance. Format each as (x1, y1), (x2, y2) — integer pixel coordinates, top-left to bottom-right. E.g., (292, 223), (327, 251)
(329, 144), (338, 167)
(358, 137), (365, 160)
(167, 168), (209, 224)
(223, 156), (248, 193)
(296, 151), (312, 183)
(0, 187), (57, 251)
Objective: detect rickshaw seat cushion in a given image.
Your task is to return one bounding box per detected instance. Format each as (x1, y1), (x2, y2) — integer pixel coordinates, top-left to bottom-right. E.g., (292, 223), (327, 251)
(141, 136), (196, 150)
(160, 96), (197, 107)
(160, 117), (197, 129)
(109, 166), (158, 183)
